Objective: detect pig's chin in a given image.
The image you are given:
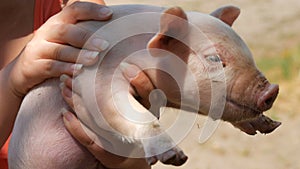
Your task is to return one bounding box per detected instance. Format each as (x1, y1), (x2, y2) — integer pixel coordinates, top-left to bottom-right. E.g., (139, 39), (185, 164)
(224, 99), (281, 135)
(223, 98), (261, 122)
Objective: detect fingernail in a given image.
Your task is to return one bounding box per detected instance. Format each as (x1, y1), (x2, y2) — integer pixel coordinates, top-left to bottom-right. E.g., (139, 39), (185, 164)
(119, 62), (139, 78)
(62, 110), (74, 122)
(99, 7), (113, 16)
(61, 108), (68, 115)
(71, 64), (83, 74)
(71, 64), (83, 71)
(88, 51), (99, 60)
(60, 74), (69, 82)
(60, 82), (72, 98)
(81, 50), (99, 61)
(59, 82), (65, 90)
(91, 38), (109, 51)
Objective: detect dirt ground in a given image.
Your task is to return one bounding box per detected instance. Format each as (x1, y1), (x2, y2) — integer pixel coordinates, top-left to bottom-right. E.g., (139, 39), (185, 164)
(104, 1), (300, 169)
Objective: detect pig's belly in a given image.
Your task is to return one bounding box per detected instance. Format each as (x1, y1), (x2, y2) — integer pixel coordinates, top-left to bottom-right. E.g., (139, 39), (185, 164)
(8, 79), (101, 169)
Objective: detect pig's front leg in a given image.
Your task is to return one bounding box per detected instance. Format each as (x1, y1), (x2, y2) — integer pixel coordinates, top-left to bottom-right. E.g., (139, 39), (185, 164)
(126, 95), (188, 166)
(114, 93), (188, 166)
(72, 87), (188, 166)
(138, 125), (188, 166)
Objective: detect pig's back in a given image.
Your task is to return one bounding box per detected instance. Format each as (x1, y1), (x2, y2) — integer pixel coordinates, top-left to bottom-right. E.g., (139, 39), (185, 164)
(77, 4), (164, 33)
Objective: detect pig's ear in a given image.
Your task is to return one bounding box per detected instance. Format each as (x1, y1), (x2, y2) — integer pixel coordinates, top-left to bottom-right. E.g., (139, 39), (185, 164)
(210, 5), (240, 26)
(147, 7), (190, 61)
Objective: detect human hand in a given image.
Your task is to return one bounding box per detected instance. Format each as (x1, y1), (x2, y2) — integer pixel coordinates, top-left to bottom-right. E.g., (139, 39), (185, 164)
(8, 1), (112, 97)
(60, 63), (154, 169)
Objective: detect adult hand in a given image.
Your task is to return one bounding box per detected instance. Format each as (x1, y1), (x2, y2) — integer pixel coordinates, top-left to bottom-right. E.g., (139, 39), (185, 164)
(60, 63), (155, 169)
(8, 1), (112, 97)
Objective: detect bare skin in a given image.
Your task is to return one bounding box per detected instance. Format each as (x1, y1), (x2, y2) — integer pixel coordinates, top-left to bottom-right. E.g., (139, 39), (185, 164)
(60, 65), (154, 169)
(0, 0), (111, 148)
(5, 3), (280, 169)
(0, 1), (153, 168)
(60, 5), (280, 167)
(0, 0), (34, 147)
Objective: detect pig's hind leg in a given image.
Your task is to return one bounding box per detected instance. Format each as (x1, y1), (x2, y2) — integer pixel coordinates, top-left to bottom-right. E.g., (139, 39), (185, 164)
(8, 79), (100, 169)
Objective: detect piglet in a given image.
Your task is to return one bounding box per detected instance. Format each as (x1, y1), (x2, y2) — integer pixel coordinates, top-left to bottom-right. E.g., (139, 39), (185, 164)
(9, 4), (280, 169)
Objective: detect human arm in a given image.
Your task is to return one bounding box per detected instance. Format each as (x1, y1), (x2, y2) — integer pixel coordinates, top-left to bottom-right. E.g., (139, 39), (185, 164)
(0, 2), (112, 147)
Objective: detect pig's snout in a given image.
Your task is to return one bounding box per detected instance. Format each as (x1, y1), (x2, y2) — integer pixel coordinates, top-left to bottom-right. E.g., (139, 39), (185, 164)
(257, 84), (279, 111)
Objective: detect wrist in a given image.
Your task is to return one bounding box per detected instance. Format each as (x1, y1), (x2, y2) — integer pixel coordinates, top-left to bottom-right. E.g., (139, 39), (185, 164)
(1, 60), (26, 99)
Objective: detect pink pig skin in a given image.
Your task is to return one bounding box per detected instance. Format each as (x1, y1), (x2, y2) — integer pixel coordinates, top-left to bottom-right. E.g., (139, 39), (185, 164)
(8, 4), (280, 169)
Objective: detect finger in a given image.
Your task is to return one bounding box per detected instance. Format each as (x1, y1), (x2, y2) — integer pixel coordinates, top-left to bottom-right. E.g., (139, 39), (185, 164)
(62, 111), (149, 169)
(56, 1), (112, 23)
(60, 74), (73, 89)
(120, 62), (155, 101)
(62, 111), (109, 158)
(36, 41), (100, 66)
(61, 91), (151, 169)
(60, 82), (74, 109)
(44, 24), (109, 51)
(131, 72), (155, 99)
(34, 59), (83, 80)
(63, 116), (150, 169)
(60, 74), (83, 110)
(62, 111), (98, 146)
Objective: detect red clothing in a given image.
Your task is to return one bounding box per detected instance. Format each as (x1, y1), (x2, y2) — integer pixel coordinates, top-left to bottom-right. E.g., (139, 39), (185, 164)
(34, 0), (62, 30)
(0, 136), (9, 169)
(0, 1), (62, 169)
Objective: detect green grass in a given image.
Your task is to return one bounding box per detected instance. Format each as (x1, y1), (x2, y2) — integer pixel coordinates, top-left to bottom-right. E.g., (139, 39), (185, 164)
(256, 45), (300, 82)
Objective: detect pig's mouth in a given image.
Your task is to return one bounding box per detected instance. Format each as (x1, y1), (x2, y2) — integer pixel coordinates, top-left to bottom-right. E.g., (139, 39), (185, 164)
(225, 98), (281, 135)
(227, 98), (261, 116)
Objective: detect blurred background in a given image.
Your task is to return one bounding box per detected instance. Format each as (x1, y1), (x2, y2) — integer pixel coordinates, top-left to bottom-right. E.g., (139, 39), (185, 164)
(106, 0), (300, 168)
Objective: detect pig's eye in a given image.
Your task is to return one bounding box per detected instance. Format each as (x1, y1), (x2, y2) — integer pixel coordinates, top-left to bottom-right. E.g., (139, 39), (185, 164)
(206, 54), (221, 62)
(205, 54), (226, 67)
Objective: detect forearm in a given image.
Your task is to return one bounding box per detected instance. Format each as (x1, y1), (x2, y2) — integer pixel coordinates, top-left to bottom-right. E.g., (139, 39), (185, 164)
(0, 60), (23, 147)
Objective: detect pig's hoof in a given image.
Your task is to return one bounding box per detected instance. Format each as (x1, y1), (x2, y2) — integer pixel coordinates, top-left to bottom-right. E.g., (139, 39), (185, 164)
(146, 156), (158, 165)
(156, 148), (188, 166)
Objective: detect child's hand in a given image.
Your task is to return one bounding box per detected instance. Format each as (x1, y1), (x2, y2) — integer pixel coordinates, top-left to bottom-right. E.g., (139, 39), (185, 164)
(9, 2), (112, 97)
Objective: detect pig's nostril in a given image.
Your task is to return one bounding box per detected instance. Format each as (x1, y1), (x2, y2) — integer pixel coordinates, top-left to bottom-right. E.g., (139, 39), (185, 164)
(257, 84), (279, 111)
(265, 97), (274, 106)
